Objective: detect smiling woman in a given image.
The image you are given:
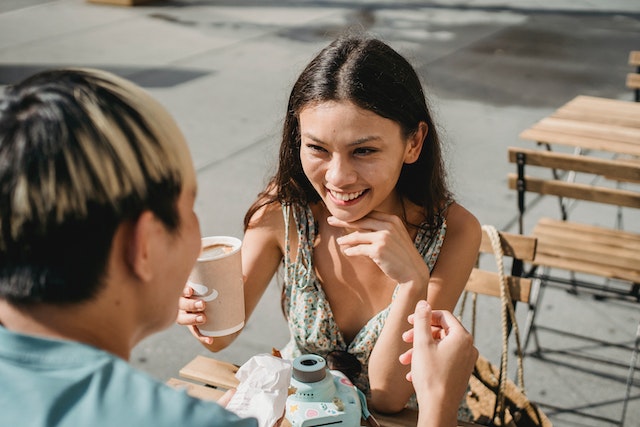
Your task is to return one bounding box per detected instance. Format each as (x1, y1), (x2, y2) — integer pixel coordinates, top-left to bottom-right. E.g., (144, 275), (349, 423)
(298, 100), (425, 223)
(178, 33), (481, 419)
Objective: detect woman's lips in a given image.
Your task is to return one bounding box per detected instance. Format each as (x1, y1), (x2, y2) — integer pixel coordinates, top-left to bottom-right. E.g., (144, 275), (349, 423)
(327, 188), (367, 204)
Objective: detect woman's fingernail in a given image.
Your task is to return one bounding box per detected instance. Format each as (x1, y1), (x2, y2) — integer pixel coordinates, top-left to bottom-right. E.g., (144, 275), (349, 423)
(196, 315), (204, 324)
(195, 300), (204, 309)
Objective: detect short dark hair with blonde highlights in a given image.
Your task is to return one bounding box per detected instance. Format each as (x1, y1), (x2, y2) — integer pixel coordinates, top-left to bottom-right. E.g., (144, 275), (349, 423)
(0, 68), (185, 305)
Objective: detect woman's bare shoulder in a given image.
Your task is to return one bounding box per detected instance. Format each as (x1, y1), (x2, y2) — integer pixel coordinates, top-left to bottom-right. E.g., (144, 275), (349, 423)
(247, 200), (285, 232)
(445, 202), (481, 240)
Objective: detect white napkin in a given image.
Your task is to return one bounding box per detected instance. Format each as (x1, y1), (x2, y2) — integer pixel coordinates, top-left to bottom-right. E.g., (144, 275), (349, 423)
(226, 354), (293, 427)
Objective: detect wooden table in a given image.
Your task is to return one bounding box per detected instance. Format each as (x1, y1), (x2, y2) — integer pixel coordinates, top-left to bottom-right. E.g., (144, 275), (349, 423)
(519, 95), (640, 156)
(168, 355), (477, 427)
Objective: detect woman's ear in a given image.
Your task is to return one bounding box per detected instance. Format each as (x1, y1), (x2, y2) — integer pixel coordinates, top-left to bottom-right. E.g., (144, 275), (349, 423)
(404, 121), (428, 164)
(126, 211), (158, 283)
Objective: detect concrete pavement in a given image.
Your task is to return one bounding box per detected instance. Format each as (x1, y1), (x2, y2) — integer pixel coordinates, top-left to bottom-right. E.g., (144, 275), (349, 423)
(1, 1), (639, 425)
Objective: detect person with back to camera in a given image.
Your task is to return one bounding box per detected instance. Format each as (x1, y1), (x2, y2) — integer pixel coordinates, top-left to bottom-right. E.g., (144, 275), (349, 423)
(178, 33), (482, 416)
(0, 68), (256, 427)
(0, 67), (477, 427)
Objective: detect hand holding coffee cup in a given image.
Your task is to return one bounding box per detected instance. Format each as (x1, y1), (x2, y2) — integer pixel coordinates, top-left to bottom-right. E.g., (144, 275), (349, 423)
(187, 236), (245, 337)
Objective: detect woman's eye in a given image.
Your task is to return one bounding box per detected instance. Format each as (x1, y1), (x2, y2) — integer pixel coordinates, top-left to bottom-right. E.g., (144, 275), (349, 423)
(305, 143), (327, 153)
(354, 147), (376, 156)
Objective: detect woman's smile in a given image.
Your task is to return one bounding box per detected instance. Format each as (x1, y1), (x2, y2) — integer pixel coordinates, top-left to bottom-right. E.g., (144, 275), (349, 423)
(327, 188), (368, 204)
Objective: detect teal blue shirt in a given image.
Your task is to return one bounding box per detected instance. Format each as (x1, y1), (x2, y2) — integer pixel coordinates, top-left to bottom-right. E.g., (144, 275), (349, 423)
(0, 326), (257, 427)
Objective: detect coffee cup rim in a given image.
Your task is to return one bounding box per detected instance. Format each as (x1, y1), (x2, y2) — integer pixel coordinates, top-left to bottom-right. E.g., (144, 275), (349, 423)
(198, 236), (242, 261)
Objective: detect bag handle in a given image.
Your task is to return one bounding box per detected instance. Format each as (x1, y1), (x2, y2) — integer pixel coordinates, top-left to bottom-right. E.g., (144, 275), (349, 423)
(458, 225), (529, 424)
(482, 225), (527, 420)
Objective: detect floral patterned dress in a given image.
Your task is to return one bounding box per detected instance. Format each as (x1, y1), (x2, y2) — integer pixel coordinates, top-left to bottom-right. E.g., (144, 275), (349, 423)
(279, 203), (447, 396)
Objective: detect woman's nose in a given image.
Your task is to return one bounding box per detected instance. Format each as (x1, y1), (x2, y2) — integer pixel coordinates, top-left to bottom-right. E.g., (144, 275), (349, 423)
(325, 155), (357, 186)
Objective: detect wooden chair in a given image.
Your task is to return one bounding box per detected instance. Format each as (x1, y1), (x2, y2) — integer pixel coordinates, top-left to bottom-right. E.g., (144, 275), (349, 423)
(465, 229), (537, 301)
(507, 146), (640, 304)
(463, 227), (539, 339)
(627, 51), (640, 102)
(461, 226), (539, 362)
(459, 228), (552, 425)
(507, 147), (640, 426)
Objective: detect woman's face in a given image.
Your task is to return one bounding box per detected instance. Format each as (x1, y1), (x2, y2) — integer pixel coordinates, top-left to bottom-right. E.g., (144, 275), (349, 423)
(299, 100), (424, 222)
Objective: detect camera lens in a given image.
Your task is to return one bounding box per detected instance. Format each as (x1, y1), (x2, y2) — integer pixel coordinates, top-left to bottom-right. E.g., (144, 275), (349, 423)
(292, 355), (327, 383)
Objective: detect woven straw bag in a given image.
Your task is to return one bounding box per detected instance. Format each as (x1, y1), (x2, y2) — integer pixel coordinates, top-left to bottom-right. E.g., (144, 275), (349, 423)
(461, 225), (552, 427)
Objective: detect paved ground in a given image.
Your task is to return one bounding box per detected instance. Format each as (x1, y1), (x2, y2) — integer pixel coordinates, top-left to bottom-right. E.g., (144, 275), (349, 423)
(1, 1), (639, 425)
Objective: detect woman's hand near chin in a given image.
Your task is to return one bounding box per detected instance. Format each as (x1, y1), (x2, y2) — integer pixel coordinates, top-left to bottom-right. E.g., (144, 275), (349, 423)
(327, 211), (430, 286)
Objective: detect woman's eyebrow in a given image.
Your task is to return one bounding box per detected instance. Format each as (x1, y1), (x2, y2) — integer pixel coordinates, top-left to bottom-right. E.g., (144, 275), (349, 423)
(348, 136), (381, 146)
(301, 132), (381, 146)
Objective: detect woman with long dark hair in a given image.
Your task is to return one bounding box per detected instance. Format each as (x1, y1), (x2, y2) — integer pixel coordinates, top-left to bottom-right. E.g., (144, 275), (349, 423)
(179, 34), (481, 414)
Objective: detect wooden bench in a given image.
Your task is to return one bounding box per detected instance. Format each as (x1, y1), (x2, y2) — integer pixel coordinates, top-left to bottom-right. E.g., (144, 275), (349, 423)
(168, 355), (480, 427)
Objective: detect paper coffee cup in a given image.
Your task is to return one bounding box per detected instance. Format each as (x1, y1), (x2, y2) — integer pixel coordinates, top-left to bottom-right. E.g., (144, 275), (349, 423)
(187, 236), (245, 337)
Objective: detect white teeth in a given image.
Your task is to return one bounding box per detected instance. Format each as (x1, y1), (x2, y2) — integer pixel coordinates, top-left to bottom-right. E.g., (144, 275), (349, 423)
(330, 189), (365, 201)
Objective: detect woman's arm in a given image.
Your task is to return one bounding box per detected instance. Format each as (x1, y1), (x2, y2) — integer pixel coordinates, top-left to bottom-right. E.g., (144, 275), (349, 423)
(425, 203), (482, 312)
(368, 203), (481, 412)
(177, 202), (285, 351)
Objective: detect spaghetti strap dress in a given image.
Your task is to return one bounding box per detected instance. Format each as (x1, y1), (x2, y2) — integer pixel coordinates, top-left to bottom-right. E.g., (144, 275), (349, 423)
(279, 202), (448, 397)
